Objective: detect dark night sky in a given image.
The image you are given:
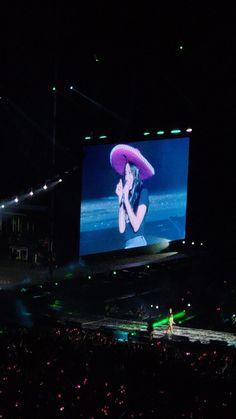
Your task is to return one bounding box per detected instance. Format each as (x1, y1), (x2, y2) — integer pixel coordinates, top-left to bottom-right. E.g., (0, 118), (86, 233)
(1, 3), (236, 251)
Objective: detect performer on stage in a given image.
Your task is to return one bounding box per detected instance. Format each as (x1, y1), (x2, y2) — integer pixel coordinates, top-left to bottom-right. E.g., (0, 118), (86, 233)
(110, 144), (155, 249)
(167, 307), (175, 334)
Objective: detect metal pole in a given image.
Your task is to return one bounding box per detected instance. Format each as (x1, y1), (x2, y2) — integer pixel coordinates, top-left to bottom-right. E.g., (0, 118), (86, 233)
(49, 88), (57, 279)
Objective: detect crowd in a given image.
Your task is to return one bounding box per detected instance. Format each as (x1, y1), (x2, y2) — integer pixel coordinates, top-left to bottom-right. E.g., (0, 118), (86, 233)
(0, 322), (235, 418)
(0, 250), (236, 417)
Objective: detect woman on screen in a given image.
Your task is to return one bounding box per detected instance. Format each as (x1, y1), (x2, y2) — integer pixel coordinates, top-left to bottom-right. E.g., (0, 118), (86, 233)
(110, 144), (155, 249)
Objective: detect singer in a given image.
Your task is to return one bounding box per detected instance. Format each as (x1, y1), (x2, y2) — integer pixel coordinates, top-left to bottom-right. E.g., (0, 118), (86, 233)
(110, 144), (155, 249)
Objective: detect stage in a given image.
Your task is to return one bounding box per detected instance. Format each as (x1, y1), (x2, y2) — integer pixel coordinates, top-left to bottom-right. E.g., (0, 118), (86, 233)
(1, 246), (233, 352)
(58, 314), (236, 347)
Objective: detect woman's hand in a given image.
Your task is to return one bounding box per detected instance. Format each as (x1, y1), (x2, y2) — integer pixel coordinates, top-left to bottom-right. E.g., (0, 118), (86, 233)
(115, 179), (123, 203)
(123, 178), (132, 202)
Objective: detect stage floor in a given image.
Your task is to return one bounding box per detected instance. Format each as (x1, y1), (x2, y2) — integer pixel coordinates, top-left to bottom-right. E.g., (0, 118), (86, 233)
(59, 315), (236, 347)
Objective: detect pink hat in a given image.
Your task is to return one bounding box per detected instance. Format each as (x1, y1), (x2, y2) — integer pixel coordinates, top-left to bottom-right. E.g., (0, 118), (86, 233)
(110, 144), (155, 180)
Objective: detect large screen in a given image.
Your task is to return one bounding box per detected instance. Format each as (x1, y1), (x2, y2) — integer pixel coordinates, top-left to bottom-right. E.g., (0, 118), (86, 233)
(79, 137), (190, 256)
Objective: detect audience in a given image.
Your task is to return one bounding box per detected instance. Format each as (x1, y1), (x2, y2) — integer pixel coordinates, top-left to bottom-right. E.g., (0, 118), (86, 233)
(0, 252), (236, 417)
(0, 322), (235, 418)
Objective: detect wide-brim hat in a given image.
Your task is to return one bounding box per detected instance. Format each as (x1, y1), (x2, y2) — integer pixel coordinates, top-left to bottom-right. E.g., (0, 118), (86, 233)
(110, 144), (155, 180)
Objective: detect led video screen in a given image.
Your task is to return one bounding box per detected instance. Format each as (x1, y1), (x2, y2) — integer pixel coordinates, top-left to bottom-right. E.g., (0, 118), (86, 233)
(79, 137), (190, 256)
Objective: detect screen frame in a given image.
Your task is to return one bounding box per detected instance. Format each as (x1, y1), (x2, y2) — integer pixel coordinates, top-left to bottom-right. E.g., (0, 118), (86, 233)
(78, 135), (191, 262)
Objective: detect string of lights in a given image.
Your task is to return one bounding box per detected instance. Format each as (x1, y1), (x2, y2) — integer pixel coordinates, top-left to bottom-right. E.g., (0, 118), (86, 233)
(0, 166), (78, 210)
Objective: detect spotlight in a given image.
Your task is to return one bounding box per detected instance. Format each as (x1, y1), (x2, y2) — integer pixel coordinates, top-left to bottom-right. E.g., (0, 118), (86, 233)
(155, 305), (159, 309)
(191, 241), (195, 245)
(69, 86), (73, 90)
(186, 128), (192, 133)
(58, 179), (62, 183)
(1, 204), (4, 208)
(29, 191), (34, 196)
(15, 197), (18, 203)
(43, 185), (47, 190)
(182, 240), (185, 244)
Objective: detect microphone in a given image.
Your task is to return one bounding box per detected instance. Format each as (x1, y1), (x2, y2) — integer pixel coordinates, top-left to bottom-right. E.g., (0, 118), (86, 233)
(119, 194), (125, 207)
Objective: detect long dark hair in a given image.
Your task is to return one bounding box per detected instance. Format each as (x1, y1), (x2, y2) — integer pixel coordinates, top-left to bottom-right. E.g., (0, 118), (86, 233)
(128, 163), (143, 211)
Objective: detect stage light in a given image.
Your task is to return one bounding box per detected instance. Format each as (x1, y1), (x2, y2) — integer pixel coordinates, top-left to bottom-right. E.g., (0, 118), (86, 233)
(182, 240), (185, 244)
(59, 179), (62, 183)
(179, 45), (183, 50)
(85, 136), (92, 140)
(88, 275), (91, 279)
(171, 129), (181, 134)
(29, 191), (34, 196)
(150, 304), (153, 308)
(146, 265), (150, 268)
(52, 86), (56, 91)
(157, 130), (165, 135)
(15, 197), (18, 203)
(200, 242), (203, 246)
(43, 184), (47, 190)
(155, 305), (159, 309)
(99, 135), (107, 139)
(153, 317), (169, 327)
(69, 86), (73, 90)
(187, 303), (191, 307)
(143, 132), (150, 136)
(1, 204), (4, 208)
(174, 310), (186, 320)
(113, 271), (117, 275)
(191, 241), (195, 245)
(186, 128), (192, 133)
